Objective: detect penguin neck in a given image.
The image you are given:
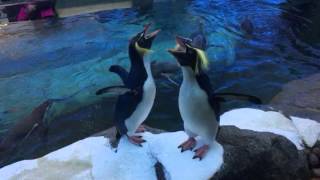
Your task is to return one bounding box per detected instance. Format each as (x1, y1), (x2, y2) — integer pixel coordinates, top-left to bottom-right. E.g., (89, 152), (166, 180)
(182, 67), (196, 83)
(143, 59), (153, 77)
(128, 46), (153, 80)
(129, 46), (145, 68)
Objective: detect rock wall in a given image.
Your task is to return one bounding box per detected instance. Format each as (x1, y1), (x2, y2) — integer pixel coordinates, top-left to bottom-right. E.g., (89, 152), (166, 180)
(270, 73), (320, 122)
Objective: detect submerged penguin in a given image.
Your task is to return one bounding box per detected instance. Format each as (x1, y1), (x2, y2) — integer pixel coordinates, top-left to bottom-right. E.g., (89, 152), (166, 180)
(168, 36), (261, 160)
(96, 24), (160, 146)
(0, 85), (94, 153)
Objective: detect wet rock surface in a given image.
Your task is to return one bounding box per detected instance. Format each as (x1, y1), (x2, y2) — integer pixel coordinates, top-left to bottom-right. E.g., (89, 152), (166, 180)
(212, 126), (310, 180)
(98, 126), (311, 180)
(306, 142), (320, 179)
(270, 73), (320, 122)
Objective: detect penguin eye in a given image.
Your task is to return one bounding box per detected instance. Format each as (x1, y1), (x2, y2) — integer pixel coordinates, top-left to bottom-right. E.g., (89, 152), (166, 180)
(139, 32), (144, 39)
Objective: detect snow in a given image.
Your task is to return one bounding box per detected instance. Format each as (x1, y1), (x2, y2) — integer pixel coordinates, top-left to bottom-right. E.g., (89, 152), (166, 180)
(220, 108), (320, 149)
(291, 116), (320, 148)
(146, 132), (223, 180)
(0, 132), (224, 180)
(1, 107), (319, 179)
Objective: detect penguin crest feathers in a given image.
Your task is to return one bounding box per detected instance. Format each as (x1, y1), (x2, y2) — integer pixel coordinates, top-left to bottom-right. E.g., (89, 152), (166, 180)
(187, 45), (209, 74)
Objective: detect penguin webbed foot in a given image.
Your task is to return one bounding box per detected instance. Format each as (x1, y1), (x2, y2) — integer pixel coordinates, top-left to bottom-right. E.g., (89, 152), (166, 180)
(178, 137), (196, 152)
(127, 135), (146, 147)
(192, 145), (209, 161)
(135, 125), (146, 133)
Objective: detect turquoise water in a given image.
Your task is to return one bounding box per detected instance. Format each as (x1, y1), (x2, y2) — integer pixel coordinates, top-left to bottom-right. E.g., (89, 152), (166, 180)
(0, 0), (319, 166)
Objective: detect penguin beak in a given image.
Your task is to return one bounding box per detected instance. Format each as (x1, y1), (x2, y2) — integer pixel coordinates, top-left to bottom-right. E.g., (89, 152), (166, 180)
(143, 23), (161, 43)
(168, 36), (189, 55)
(137, 23), (161, 50)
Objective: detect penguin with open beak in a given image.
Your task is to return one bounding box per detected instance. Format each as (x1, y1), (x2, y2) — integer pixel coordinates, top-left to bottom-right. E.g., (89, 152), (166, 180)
(168, 36), (261, 160)
(96, 24), (160, 146)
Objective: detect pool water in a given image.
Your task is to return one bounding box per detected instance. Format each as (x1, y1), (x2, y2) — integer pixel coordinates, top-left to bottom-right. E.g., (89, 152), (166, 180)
(0, 0), (319, 167)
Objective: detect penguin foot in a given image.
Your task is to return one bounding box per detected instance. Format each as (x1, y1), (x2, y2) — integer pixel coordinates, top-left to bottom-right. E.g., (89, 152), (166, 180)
(128, 135), (146, 147)
(135, 125), (146, 133)
(193, 145), (209, 160)
(178, 137), (196, 152)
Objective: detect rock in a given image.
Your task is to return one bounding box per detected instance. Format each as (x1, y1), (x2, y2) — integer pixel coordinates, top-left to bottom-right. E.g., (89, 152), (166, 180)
(212, 126), (310, 180)
(313, 147), (320, 158)
(309, 153), (320, 167)
(304, 148), (311, 155)
(0, 126), (311, 179)
(270, 73), (320, 122)
(99, 126), (310, 180)
(313, 168), (320, 177)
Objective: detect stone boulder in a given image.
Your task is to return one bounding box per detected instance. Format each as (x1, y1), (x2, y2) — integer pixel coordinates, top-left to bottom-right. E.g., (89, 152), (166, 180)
(100, 126), (311, 180)
(213, 126), (310, 180)
(270, 73), (320, 122)
(0, 126), (311, 180)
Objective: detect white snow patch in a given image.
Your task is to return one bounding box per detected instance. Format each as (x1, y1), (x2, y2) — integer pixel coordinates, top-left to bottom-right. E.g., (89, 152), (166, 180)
(220, 108), (320, 149)
(97, 136), (157, 180)
(291, 116), (320, 148)
(0, 132), (224, 180)
(145, 132), (223, 180)
(0, 160), (38, 178)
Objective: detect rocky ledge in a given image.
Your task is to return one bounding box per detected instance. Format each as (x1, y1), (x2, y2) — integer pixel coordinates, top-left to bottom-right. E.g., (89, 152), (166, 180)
(98, 126), (311, 180)
(270, 73), (320, 122)
(0, 125), (312, 180)
(213, 126), (310, 180)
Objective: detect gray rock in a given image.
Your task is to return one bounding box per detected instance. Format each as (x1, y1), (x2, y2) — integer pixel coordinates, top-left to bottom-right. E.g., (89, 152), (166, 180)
(309, 153), (320, 168)
(97, 126), (311, 180)
(211, 126), (310, 180)
(270, 73), (320, 122)
(311, 178), (320, 180)
(313, 168), (320, 177)
(313, 147), (320, 158)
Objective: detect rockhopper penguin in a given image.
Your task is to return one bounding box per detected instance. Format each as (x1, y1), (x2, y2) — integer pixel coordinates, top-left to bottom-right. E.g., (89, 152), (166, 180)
(168, 36), (261, 160)
(96, 24), (160, 146)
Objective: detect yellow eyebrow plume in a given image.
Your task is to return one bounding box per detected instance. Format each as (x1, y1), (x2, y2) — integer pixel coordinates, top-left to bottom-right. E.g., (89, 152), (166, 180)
(193, 48), (209, 73)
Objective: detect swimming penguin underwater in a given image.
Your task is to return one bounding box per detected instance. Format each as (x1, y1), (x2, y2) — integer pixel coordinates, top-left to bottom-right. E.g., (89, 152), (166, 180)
(168, 36), (261, 160)
(0, 85), (94, 153)
(96, 24), (160, 146)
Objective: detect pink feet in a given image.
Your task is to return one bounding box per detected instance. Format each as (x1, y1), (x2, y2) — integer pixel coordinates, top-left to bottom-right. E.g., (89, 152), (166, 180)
(193, 145), (209, 160)
(127, 135), (146, 147)
(178, 137), (197, 152)
(135, 125), (146, 133)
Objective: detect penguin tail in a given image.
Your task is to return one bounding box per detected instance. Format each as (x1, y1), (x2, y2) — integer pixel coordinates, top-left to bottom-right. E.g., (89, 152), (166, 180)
(96, 86), (131, 96)
(213, 93), (262, 104)
(111, 131), (123, 151)
(116, 131), (121, 141)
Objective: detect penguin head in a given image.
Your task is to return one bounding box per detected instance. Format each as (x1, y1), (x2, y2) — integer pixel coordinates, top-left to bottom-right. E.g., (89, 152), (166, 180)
(168, 36), (209, 74)
(130, 23), (161, 56)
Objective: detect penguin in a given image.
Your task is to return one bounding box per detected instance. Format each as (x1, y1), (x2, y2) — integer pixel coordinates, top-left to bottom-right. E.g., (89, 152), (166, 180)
(190, 21), (208, 50)
(168, 36), (261, 160)
(0, 84), (94, 153)
(240, 16), (254, 37)
(96, 24), (160, 146)
(0, 100), (51, 153)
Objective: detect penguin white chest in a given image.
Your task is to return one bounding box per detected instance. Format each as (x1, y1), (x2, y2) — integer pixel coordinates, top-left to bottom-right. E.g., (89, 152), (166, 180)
(125, 64), (156, 135)
(179, 81), (214, 124)
(178, 69), (217, 140)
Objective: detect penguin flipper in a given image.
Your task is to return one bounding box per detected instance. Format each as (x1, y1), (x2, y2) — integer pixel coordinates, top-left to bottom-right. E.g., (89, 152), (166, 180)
(109, 65), (129, 85)
(114, 88), (143, 136)
(96, 86), (132, 95)
(160, 73), (179, 87)
(213, 93), (262, 104)
(209, 96), (225, 122)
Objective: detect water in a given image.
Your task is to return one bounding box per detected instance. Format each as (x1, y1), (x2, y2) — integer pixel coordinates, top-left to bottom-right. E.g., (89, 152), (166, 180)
(0, 0), (319, 167)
